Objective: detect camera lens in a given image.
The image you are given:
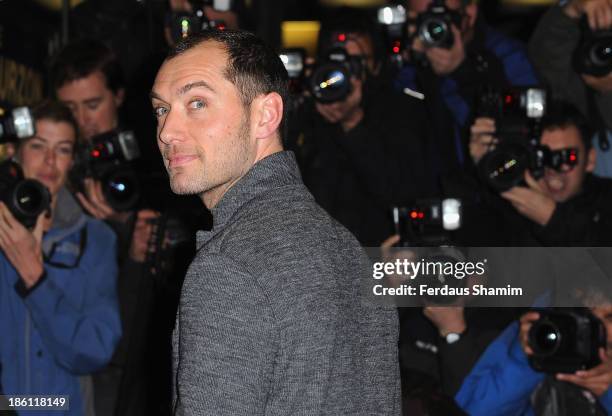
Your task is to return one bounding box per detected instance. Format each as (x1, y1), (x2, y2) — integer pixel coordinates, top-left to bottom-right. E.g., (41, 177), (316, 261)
(9, 179), (50, 228)
(419, 18), (450, 48)
(14, 180), (49, 214)
(590, 39), (612, 67)
(479, 143), (530, 192)
(102, 170), (139, 211)
(310, 64), (351, 103)
(530, 321), (561, 355)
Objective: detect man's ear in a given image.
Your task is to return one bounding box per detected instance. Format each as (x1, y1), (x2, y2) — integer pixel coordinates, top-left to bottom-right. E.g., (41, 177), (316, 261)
(586, 147), (596, 173)
(114, 88), (125, 108)
(252, 92), (284, 140)
(464, 3), (478, 29)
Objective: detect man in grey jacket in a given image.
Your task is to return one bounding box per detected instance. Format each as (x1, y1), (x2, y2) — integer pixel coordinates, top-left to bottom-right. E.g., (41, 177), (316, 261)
(150, 30), (401, 415)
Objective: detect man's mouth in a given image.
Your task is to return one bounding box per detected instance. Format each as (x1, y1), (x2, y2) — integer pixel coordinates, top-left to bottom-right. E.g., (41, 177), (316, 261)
(166, 154), (198, 168)
(545, 176), (565, 193)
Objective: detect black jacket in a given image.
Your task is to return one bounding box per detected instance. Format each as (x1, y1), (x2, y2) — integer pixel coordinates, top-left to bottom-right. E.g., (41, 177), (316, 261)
(287, 85), (438, 246)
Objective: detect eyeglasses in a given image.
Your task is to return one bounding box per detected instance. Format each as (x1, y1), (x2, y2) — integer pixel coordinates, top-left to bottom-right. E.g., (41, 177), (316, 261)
(43, 227), (87, 269)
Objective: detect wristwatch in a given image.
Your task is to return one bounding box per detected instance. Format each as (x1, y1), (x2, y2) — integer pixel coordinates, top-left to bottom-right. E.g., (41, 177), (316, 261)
(444, 332), (462, 344)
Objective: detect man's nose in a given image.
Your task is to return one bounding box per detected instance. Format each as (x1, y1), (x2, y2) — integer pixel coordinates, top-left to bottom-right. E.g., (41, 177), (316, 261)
(44, 147), (56, 165)
(74, 106), (91, 130)
(158, 109), (184, 145)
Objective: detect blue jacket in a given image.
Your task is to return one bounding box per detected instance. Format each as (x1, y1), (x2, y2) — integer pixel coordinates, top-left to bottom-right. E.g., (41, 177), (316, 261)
(395, 23), (538, 165)
(0, 188), (121, 415)
(455, 321), (612, 415)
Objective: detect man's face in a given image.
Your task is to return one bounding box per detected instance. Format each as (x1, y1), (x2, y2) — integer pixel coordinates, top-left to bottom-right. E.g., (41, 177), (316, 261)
(539, 125), (595, 203)
(56, 70), (123, 140)
(151, 42), (254, 200)
(19, 119), (76, 197)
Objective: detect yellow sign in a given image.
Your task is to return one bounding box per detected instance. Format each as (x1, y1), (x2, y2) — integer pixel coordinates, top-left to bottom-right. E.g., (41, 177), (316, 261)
(281, 21), (321, 58)
(0, 56), (44, 106)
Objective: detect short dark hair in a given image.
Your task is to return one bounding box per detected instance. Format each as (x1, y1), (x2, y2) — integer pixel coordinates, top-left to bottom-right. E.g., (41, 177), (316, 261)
(50, 39), (124, 94)
(541, 101), (594, 151)
(167, 30), (289, 136)
(20, 100), (79, 151)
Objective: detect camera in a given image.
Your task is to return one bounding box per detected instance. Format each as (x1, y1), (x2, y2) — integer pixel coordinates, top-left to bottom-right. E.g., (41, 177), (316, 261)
(415, 1), (461, 49)
(528, 308), (607, 374)
(72, 130), (141, 212)
(309, 34), (365, 103)
(393, 198), (462, 246)
(392, 199), (465, 305)
(279, 48), (307, 95)
(0, 160), (50, 229)
(573, 19), (612, 77)
(476, 87), (562, 192)
(0, 107), (35, 142)
(169, 0), (231, 43)
(377, 5), (408, 68)
(280, 34), (365, 103)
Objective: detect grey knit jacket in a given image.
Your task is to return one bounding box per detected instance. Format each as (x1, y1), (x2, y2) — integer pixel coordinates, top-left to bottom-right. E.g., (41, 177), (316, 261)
(171, 151), (400, 415)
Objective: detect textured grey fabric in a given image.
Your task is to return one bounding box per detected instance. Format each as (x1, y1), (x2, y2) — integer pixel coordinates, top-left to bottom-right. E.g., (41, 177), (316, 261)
(172, 151), (400, 415)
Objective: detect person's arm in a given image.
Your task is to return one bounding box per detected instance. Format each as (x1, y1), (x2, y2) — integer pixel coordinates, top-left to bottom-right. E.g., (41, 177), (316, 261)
(455, 321), (544, 415)
(173, 253), (275, 415)
(528, 6), (587, 108)
(16, 221), (121, 374)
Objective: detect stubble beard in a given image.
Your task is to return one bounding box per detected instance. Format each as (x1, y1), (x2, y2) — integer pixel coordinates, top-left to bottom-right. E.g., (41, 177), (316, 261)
(166, 116), (251, 196)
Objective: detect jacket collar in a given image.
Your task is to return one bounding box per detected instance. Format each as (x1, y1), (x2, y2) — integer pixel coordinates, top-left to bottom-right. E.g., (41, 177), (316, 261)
(197, 151), (302, 246)
(43, 187), (88, 253)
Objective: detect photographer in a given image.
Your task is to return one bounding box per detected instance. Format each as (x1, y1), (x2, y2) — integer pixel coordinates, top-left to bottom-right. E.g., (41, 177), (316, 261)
(529, 0), (612, 178)
(50, 38), (163, 415)
(470, 100), (612, 245)
(455, 302), (612, 414)
(396, 0), (538, 175)
(287, 8), (436, 246)
(0, 100), (120, 415)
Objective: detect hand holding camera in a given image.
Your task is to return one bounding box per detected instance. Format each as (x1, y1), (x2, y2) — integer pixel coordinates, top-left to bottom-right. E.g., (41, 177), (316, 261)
(564, 0), (612, 31)
(501, 170), (556, 226)
(469, 117), (497, 164)
(412, 24), (466, 76)
(314, 77), (364, 132)
(0, 202), (47, 287)
(520, 308), (611, 396)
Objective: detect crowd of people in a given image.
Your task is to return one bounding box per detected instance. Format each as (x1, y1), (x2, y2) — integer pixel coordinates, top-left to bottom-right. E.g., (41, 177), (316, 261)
(1, 0), (612, 415)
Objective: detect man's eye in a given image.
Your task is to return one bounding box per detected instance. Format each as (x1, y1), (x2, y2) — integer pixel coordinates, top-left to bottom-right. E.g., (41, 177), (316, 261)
(86, 102), (100, 110)
(153, 106), (168, 117)
(189, 99), (205, 110)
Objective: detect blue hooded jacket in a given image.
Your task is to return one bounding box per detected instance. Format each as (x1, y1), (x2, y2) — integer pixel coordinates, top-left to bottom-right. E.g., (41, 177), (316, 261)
(0, 187), (121, 415)
(455, 320), (612, 415)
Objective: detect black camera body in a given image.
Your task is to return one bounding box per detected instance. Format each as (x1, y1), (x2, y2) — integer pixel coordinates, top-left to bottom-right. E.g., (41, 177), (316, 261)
(0, 106), (35, 143)
(574, 19), (612, 77)
(0, 160), (50, 229)
(310, 35), (365, 103)
(377, 5), (409, 69)
(393, 198), (462, 247)
(280, 35), (365, 104)
(416, 1), (461, 49)
(169, 0), (231, 43)
(528, 308), (607, 374)
(72, 130), (141, 212)
(477, 87), (553, 192)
